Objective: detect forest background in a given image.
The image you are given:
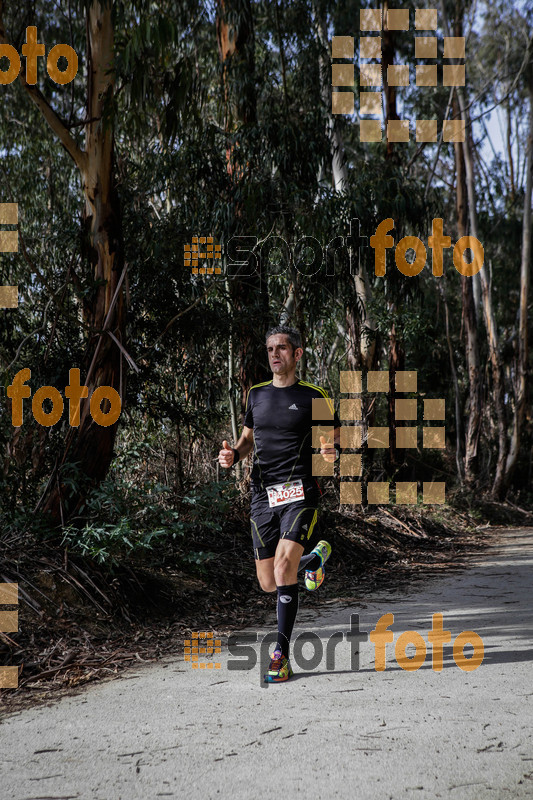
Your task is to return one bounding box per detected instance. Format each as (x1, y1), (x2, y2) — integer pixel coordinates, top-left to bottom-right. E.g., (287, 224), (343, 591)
(0, 0), (532, 692)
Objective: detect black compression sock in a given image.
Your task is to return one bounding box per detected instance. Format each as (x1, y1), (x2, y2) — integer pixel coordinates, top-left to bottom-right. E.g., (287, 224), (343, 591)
(276, 583), (299, 658)
(298, 551), (321, 572)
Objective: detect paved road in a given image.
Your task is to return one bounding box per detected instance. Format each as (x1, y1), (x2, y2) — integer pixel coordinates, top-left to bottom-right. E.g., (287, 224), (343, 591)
(1, 528), (532, 800)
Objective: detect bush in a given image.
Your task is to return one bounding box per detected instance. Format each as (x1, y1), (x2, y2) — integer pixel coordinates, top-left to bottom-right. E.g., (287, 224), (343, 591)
(59, 476), (237, 570)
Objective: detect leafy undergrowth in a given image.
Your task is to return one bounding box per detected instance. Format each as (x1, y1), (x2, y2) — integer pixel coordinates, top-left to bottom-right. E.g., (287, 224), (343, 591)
(1, 481), (532, 713)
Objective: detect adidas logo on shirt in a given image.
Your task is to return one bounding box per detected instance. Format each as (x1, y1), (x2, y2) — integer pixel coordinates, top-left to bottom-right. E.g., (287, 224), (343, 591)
(289, 404), (298, 410)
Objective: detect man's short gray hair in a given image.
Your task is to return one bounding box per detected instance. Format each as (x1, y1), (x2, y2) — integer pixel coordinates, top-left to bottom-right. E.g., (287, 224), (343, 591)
(265, 326), (302, 352)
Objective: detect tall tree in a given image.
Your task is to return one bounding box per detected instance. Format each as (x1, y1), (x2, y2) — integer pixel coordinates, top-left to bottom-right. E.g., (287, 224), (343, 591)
(442, 0), (507, 496)
(312, 1), (378, 373)
(453, 48), (481, 484)
(216, 0), (270, 415)
(504, 37), (533, 488)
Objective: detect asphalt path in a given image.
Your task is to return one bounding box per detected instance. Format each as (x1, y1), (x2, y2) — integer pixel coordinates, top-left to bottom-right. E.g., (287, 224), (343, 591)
(1, 527), (532, 800)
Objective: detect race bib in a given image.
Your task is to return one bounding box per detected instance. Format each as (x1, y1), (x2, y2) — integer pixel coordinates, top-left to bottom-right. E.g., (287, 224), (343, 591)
(266, 479), (304, 508)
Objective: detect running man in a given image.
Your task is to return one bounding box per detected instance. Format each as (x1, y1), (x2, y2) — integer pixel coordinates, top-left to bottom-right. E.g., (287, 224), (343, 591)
(218, 326), (340, 682)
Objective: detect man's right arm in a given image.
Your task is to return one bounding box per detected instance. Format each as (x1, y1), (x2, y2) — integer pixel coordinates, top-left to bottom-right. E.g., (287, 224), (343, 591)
(219, 426), (254, 468)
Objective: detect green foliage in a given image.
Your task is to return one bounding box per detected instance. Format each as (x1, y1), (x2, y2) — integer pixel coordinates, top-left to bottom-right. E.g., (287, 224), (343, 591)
(60, 477), (234, 570)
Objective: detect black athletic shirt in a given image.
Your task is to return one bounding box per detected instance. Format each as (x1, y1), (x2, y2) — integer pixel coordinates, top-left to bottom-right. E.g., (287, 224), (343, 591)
(243, 379), (341, 488)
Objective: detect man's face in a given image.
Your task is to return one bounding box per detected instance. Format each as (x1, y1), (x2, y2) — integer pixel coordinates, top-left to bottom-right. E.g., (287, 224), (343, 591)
(266, 334), (301, 376)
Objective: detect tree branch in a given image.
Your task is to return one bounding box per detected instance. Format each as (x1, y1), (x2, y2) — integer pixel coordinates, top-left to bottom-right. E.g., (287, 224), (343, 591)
(0, 3), (86, 172)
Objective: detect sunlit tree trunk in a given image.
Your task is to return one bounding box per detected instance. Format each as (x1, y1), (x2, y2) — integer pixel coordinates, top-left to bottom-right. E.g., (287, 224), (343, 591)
(312, 2), (348, 193)
(504, 69), (533, 488)
(382, 1), (405, 472)
(453, 91), (481, 484)
(459, 112), (507, 497)
(443, 0), (507, 495)
(312, 4), (378, 374)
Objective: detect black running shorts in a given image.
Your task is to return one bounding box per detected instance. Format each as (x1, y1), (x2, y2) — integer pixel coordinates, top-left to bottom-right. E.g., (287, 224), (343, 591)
(250, 479), (321, 560)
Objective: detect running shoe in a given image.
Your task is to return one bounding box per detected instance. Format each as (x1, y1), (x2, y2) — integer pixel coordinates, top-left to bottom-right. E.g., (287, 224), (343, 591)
(304, 540), (332, 591)
(264, 650), (293, 683)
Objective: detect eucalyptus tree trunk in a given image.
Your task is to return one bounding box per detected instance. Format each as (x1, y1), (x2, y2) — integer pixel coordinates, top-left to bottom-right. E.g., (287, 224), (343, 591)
(382, 0), (399, 160)
(225, 277), (242, 479)
(504, 70), (533, 488)
(441, 0), (507, 496)
(440, 282), (463, 482)
(453, 90), (481, 484)
(312, 2), (348, 193)
(312, 2), (377, 373)
(382, 1), (405, 473)
(216, 0), (269, 417)
(458, 106), (507, 497)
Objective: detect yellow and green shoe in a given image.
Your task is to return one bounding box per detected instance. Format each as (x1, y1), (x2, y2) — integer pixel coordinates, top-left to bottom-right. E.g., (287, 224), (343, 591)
(304, 540), (332, 591)
(264, 650), (293, 683)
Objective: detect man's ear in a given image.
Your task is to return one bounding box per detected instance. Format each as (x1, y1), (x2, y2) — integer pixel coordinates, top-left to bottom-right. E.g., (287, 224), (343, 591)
(294, 347), (304, 362)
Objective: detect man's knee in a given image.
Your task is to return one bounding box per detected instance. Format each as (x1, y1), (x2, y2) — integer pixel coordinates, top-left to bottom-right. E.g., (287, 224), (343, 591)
(273, 554), (293, 584)
(256, 560), (276, 593)
(258, 577), (277, 593)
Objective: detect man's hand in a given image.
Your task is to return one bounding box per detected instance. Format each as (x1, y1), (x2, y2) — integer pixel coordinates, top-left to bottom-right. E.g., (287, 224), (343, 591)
(219, 440), (235, 468)
(320, 435), (338, 463)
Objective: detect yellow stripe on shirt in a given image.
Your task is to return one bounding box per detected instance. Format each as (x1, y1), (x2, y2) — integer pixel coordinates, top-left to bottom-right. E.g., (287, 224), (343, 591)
(299, 380), (335, 417)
